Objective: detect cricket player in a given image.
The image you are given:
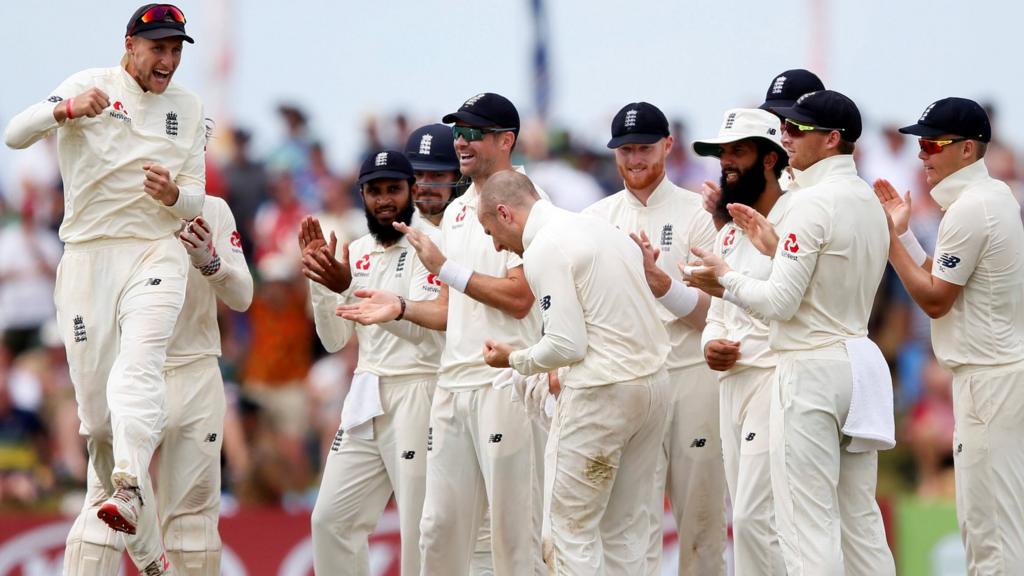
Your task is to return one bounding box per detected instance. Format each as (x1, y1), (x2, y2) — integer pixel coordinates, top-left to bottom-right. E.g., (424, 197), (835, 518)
(303, 150), (443, 576)
(63, 195), (253, 576)
(583, 102), (725, 576)
(688, 108), (790, 574)
(405, 123), (465, 231)
(701, 69), (825, 229)
(691, 90), (895, 575)
(336, 93), (546, 575)
(878, 97), (1024, 575)
(4, 4), (205, 574)
(478, 170), (669, 574)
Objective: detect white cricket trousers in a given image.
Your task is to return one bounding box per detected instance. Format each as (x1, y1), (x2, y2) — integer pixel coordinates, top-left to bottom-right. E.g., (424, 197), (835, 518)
(311, 374), (435, 576)
(543, 370), (668, 575)
(58, 236), (187, 572)
(67, 356), (227, 576)
(719, 366), (786, 575)
(770, 346), (895, 576)
(419, 385), (546, 576)
(950, 362), (1024, 575)
(645, 363), (727, 576)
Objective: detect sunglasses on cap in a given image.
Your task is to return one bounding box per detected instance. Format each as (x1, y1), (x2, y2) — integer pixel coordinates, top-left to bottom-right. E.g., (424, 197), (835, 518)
(783, 118), (845, 138)
(452, 126), (515, 142)
(918, 137), (967, 155)
(129, 5), (186, 34)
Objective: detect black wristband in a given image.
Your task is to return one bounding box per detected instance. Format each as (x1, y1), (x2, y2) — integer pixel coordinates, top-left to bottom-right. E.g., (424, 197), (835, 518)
(396, 296), (407, 321)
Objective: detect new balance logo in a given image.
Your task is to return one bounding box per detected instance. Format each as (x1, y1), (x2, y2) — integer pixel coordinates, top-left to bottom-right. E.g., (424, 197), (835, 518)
(745, 432), (756, 442)
(419, 134), (433, 155)
(724, 112), (737, 130)
(375, 152), (388, 167)
(956, 442), (963, 455)
(145, 278), (162, 286)
(205, 433), (218, 443)
(690, 438), (707, 448)
(624, 109), (638, 129)
(73, 315), (87, 343)
(771, 75), (787, 95)
(938, 253), (961, 269)
(540, 295), (551, 311)
(400, 451), (416, 460)
(488, 434), (503, 443)
(660, 224), (674, 246)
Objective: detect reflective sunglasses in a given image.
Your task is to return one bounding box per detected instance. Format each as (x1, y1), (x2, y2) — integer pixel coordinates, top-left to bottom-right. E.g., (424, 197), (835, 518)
(130, 5), (186, 35)
(452, 125), (515, 142)
(783, 118), (845, 138)
(918, 137), (967, 155)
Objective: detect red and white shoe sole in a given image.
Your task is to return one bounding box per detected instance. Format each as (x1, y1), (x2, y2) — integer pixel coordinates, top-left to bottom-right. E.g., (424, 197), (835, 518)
(97, 502), (137, 534)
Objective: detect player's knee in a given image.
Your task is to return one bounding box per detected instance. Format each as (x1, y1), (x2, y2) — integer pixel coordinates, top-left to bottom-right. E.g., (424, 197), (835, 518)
(64, 513), (125, 576)
(311, 498), (373, 539)
(165, 549), (221, 576)
(164, 514), (221, 555)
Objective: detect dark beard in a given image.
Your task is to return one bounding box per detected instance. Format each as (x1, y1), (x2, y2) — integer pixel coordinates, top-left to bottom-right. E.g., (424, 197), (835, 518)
(365, 200), (415, 245)
(716, 154), (770, 223)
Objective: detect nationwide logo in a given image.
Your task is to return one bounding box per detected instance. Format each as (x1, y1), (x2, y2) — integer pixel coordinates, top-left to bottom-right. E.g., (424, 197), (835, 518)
(230, 230), (242, 251)
(426, 273), (442, 286)
(109, 100), (131, 124)
(354, 254), (371, 271)
(781, 232), (799, 260)
(454, 205), (468, 223)
(113, 101), (128, 114)
(723, 228), (736, 248)
(938, 253), (961, 270)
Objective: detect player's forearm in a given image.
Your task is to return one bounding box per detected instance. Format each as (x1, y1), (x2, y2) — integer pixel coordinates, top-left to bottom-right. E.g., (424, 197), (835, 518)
(464, 273), (535, 319)
(402, 298), (448, 331)
(889, 242), (948, 318)
(720, 272), (802, 321)
(679, 292), (710, 330)
(4, 101), (62, 149)
(205, 262), (254, 312)
(167, 185), (204, 220)
(310, 282), (355, 351)
(510, 333), (586, 376)
(379, 317), (438, 344)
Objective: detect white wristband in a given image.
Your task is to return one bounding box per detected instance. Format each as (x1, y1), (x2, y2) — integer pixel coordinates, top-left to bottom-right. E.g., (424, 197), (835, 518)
(657, 279), (700, 318)
(438, 260), (473, 293)
(898, 230), (928, 267)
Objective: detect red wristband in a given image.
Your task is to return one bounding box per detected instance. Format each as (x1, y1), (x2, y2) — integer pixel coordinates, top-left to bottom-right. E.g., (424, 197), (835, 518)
(65, 98), (74, 120)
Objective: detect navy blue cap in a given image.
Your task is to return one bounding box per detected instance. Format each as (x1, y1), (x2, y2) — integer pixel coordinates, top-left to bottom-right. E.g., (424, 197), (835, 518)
(404, 124), (460, 172)
(357, 150), (414, 186)
(899, 97), (991, 143)
(442, 93), (520, 136)
(773, 90), (863, 143)
(126, 4), (194, 43)
(607, 102), (670, 148)
(760, 69), (825, 110)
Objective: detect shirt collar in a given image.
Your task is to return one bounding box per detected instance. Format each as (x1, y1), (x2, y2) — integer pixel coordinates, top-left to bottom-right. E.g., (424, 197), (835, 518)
(118, 64), (145, 95)
(624, 174), (674, 208)
(794, 154), (858, 189)
(929, 159), (990, 210)
(522, 199), (555, 252)
(369, 231), (412, 254)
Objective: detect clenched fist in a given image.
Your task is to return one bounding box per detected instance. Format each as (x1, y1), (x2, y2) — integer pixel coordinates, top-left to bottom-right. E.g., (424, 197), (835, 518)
(55, 87), (110, 121)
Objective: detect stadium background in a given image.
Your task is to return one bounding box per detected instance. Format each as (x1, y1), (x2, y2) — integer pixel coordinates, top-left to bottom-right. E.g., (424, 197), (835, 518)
(0, 1), (1020, 574)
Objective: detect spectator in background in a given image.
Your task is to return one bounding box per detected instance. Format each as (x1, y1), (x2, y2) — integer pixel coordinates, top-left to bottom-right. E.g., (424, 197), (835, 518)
(861, 125), (921, 197)
(665, 119), (713, 191)
(519, 119), (605, 212)
(0, 193), (62, 357)
(241, 253), (313, 501)
(0, 348), (50, 506)
(902, 357), (955, 499)
(224, 128), (270, 256)
(270, 103), (318, 209)
(253, 169), (308, 265)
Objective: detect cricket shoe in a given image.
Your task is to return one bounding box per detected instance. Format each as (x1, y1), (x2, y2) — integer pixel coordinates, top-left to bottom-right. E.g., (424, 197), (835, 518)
(97, 485), (141, 534)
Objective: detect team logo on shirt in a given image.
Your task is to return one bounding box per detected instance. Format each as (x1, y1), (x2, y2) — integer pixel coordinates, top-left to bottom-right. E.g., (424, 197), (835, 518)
(47, 95), (63, 103)
(781, 233), (799, 260)
(395, 250), (408, 277)
(660, 224), (674, 248)
(455, 205), (468, 223)
(938, 253), (961, 270)
(723, 228), (736, 248)
(354, 254), (371, 276)
(73, 315), (87, 343)
(109, 100), (131, 124)
(229, 230), (243, 253)
(425, 273), (443, 294)
(165, 111), (178, 137)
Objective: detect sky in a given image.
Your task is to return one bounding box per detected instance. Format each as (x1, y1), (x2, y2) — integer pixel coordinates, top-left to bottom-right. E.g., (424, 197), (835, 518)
(0, 1), (1018, 194)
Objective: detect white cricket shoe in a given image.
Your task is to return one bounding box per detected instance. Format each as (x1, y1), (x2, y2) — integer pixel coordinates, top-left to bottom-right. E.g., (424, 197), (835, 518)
(97, 485), (141, 534)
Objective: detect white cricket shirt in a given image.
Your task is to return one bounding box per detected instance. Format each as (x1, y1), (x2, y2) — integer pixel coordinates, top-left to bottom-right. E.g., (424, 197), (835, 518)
(584, 176), (717, 370)
(509, 201), (670, 387)
(4, 66), (206, 244)
(720, 155), (889, 351)
(928, 160), (1024, 368)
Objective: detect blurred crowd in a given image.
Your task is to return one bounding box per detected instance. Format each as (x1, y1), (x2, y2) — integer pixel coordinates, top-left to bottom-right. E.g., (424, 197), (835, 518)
(1, 102), (1021, 514)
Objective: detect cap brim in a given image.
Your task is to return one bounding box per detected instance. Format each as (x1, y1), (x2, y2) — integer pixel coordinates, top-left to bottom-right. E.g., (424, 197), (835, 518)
(409, 159), (460, 172)
(692, 138), (789, 168)
(357, 170), (413, 186)
(769, 105), (818, 125)
(442, 110), (495, 127)
(759, 98), (796, 111)
(606, 133), (666, 149)
(897, 123), (947, 138)
(135, 28), (195, 43)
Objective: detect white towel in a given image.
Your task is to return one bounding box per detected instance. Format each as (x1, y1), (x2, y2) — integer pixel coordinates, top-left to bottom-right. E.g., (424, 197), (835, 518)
(494, 368), (555, 427)
(843, 337), (896, 453)
(340, 372), (384, 440)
